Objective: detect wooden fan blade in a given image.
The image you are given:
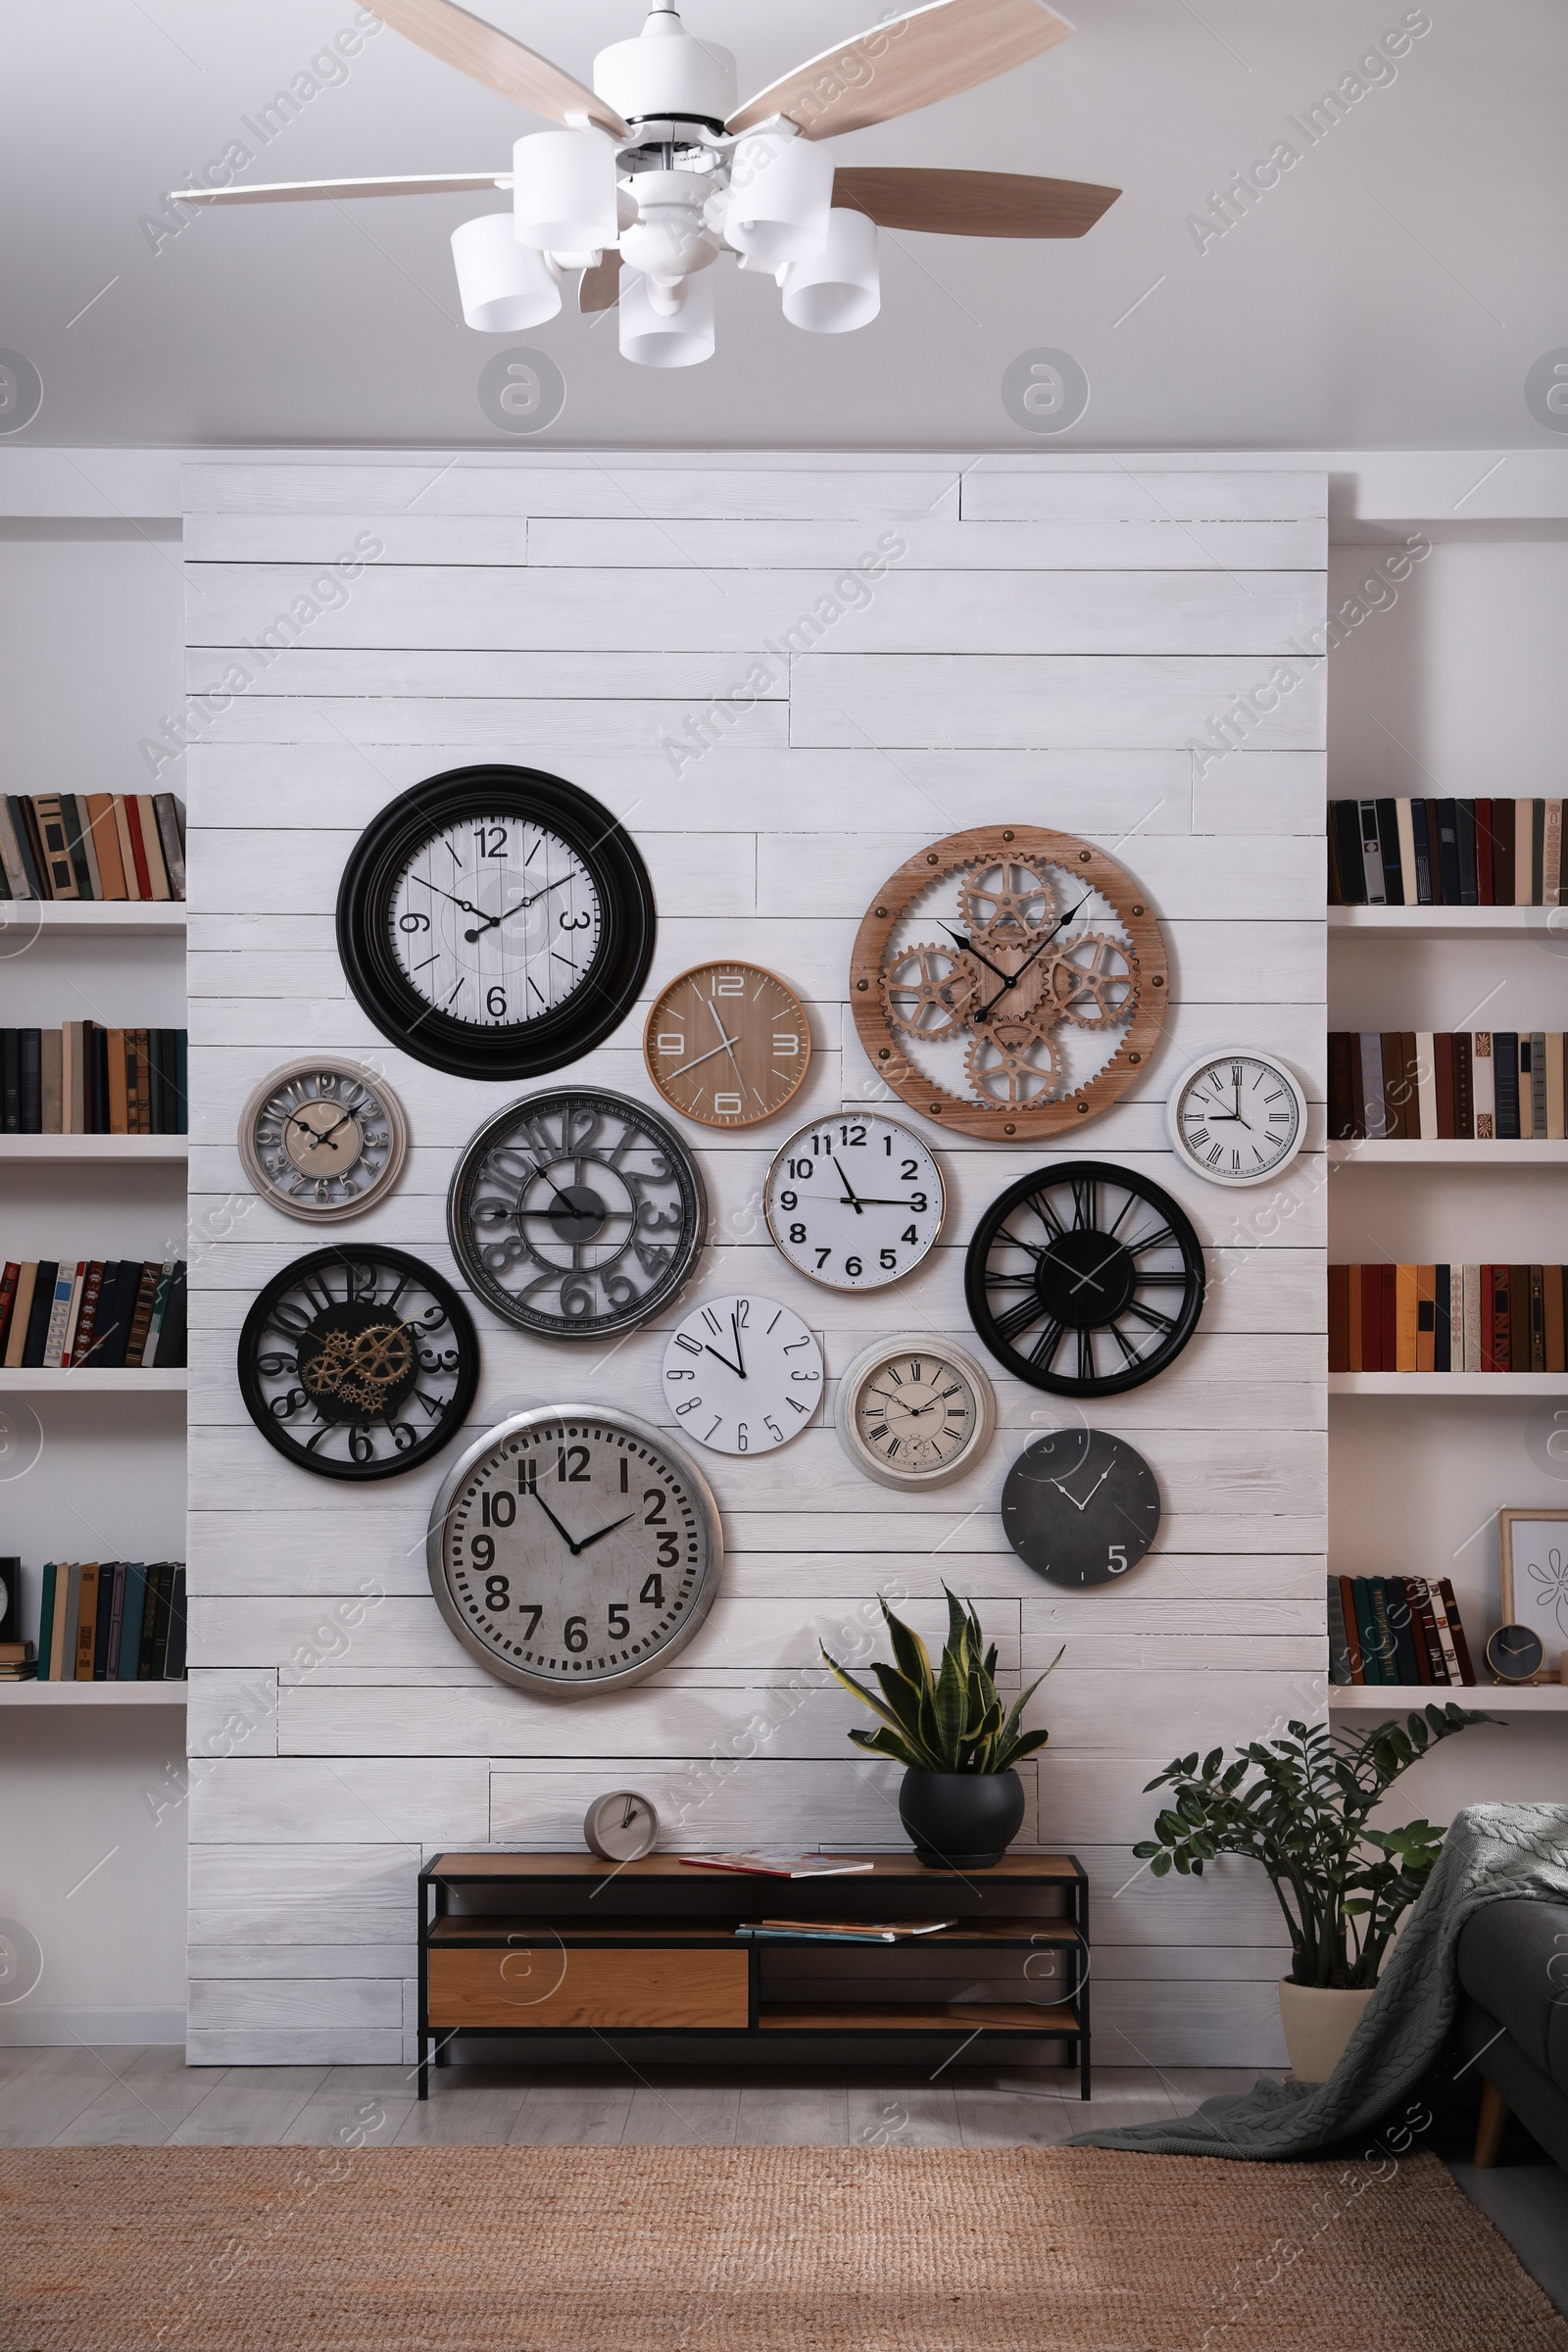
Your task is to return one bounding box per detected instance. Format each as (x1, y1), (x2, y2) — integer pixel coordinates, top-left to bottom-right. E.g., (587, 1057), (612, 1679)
(579, 252), (622, 313)
(834, 166), (1119, 238)
(365, 0), (628, 138)
(727, 0), (1072, 141)
(167, 172), (509, 207)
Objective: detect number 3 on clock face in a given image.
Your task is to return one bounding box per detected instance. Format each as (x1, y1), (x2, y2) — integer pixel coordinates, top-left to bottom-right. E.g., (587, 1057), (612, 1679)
(1165, 1050), (1308, 1188)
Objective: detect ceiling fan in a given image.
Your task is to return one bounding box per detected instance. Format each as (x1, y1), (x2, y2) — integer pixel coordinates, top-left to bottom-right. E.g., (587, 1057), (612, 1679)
(172, 0), (1119, 368)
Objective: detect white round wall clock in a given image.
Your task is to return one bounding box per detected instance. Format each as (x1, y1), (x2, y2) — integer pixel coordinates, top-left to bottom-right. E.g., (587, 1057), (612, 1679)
(661, 1294), (823, 1455)
(763, 1111), (944, 1292)
(835, 1335), (997, 1492)
(238, 1057), (409, 1222)
(1165, 1049), (1308, 1188)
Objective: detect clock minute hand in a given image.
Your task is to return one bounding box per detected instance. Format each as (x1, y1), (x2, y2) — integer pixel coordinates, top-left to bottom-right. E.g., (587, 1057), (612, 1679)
(529, 1490), (582, 1553)
(464, 873), (575, 942)
(976, 897), (1092, 1021)
(831, 1154), (865, 1213)
(662, 1032), (742, 1081)
(408, 873), (485, 921)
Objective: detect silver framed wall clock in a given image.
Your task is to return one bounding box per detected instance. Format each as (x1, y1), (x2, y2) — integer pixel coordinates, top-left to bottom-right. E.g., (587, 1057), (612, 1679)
(661, 1294), (822, 1455)
(427, 1406), (722, 1695)
(834, 1334), (996, 1491)
(763, 1111), (944, 1291)
(238, 1057), (410, 1222)
(1165, 1049), (1308, 1187)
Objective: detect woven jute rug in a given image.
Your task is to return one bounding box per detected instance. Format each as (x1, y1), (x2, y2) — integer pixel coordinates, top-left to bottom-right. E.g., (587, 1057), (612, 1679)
(1, 2144), (1562, 2352)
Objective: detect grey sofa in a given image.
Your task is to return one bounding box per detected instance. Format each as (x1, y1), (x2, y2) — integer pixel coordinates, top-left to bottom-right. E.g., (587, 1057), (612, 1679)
(1458, 1895), (1568, 2169)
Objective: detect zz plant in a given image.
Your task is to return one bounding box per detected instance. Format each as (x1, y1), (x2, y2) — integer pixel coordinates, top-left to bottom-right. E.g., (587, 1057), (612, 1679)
(822, 1588), (1059, 1774)
(1135, 1705), (1495, 1989)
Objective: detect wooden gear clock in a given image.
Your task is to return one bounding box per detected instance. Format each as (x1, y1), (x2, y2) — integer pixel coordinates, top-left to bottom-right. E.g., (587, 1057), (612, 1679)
(850, 826), (1169, 1140)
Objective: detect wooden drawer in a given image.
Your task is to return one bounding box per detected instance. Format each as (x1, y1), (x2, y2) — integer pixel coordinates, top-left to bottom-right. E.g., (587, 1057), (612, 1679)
(428, 1944), (750, 2030)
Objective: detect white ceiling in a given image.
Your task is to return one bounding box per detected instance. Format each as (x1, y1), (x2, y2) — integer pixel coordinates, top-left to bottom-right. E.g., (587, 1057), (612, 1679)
(4, 0), (1564, 450)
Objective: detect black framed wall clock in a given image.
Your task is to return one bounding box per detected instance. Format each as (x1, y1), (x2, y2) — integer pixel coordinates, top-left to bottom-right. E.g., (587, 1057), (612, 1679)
(1002, 1428), (1162, 1588)
(237, 1245), (479, 1481)
(426, 1405), (723, 1695)
(964, 1160), (1205, 1396)
(336, 765), (657, 1080)
(447, 1088), (706, 1340)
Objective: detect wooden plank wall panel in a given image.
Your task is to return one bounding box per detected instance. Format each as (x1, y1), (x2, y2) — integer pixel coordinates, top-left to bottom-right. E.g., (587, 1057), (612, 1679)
(184, 458), (1326, 2067)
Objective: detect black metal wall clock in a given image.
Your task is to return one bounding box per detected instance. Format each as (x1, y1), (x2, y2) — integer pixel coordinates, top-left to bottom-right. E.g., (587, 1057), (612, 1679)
(1002, 1428), (1162, 1588)
(964, 1159), (1204, 1396)
(336, 765), (656, 1080)
(237, 1245), (479, 1481)
(448, 1088), (706, 1340)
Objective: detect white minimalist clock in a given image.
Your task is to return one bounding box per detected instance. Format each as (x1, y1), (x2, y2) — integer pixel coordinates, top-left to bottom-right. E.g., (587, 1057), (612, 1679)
(835, 1335), (996, 1491)
(1165, 1049), (1308, 1188)
(662, 1294), (823, 1455)
(238, 1056), (409, 1222)
(764, 1111), (945, 1291)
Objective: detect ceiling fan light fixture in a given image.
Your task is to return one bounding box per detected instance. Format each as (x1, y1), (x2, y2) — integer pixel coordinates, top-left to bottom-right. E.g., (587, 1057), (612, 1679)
(617, 170), (714, 280)
(513, 128), (619, 253)
(618, 265), (715, 368)
(450, 213), (564, 332)
(594, 3), (737, 128)
(779, 208), (880, 334)
(723, 128), (834, 268)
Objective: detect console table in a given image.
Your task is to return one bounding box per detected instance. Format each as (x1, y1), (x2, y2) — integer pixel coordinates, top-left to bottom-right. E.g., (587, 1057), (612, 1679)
(416, 1851), (1090, 2099)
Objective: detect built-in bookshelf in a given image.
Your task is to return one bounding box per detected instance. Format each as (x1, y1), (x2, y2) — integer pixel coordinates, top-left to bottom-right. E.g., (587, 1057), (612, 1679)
(0, 1683), (187, 1707)
(1330, 1685), (1568, 1711)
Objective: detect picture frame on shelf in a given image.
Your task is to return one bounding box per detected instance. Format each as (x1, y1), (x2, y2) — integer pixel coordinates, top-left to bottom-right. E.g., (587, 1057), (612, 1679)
(1497, 1506), (1568, 1675)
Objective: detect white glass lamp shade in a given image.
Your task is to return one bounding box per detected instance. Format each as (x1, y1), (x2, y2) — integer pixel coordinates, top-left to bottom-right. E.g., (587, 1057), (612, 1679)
(513, 129), (619, 253)
(451, 214), (564, 332)
(781, 209), (881, 334)
(618, 267), (714, 368)
(724, 131), (833, 268)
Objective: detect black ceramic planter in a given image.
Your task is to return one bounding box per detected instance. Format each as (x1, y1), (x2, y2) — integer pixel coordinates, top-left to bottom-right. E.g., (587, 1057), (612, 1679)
(899, 1768), (1024, 1869)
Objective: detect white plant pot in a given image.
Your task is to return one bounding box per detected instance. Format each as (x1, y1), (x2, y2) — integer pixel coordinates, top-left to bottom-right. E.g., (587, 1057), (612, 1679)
(1278, 1981), (1376, 2082)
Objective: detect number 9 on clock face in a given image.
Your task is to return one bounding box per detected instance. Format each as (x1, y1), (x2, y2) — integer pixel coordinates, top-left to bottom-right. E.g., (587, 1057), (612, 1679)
(763, 1114), (944, 1291)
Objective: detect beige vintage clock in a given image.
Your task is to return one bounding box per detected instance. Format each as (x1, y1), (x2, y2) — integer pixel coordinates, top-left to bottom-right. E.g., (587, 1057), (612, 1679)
(850, 826), (1168, 1141)
(238, 1056), (409, 1222)
(643, 960), (811, 1129)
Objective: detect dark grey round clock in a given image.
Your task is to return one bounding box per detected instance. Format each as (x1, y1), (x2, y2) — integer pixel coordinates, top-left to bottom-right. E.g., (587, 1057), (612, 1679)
(447, 1087), (706, 1339)
(1001, 1427), (1161, 1588)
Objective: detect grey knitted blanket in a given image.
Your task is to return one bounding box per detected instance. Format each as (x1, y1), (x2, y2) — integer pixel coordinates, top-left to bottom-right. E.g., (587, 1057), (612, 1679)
(1072, 1800), (1568, 2159)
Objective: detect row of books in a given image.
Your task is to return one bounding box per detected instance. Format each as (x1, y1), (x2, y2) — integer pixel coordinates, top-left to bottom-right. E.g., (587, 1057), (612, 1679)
(31, 1562), (187, 1682)
(0, 792), (184, 902)
(0, 1259), (187, 1370)
(1330, 1032), (1566, 1142)
(1327, 1574), (1477, 1686)
(1330, 1264), (1568, 1374)
(2, 1026), (188, 1135)
(1328, 798), (1565, 906)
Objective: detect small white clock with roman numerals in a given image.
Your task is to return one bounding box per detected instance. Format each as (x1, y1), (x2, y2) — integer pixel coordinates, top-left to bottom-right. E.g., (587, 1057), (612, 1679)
(1165, 1049), (1308, 1188)
(835, 1335), (996, 1491)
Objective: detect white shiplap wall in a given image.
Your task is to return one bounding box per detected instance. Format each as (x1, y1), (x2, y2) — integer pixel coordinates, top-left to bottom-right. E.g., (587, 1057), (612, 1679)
(183, 458), (1327, 2068)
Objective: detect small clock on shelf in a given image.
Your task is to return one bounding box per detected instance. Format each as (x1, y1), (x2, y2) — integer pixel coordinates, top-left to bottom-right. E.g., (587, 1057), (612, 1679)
(661, 1295), (822, 1455)
(834, 1335), (996, 1491)
(584, 1790), (660, 1861)
(1484, 1625), (1545, 1685)
(643, 960), (811, 1129)
(1002, 1428), (1162, 1588)
(1165, 1050), (1308, 1188)
(238, 1057), (409, 1222)
(764, 1111), (944, 1292)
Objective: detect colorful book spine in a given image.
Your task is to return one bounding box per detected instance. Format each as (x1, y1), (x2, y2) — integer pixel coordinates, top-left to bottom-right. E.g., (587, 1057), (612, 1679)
(1328, 802), (1566, 909)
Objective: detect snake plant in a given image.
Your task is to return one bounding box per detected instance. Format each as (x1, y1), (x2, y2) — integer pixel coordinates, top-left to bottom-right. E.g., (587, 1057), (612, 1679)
(822, 1589), (1060, 1774)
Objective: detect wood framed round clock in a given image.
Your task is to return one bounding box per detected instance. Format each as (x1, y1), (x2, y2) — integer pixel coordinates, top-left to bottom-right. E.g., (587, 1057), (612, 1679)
(426, 1406), (723, 1695)
(1166, 1049), (1308, 1188)
(238, 1057), (409, 1223)
(643, 961), (811, 1128)
(835, 1334), (996, 1491)
(850, 825), (1168, 1140)
(336, 765), (656, 1080)
(1002, 1427), (1162, 1588)
(764, 1111), (944, 1292)
(965, 1160), (1205, 1396)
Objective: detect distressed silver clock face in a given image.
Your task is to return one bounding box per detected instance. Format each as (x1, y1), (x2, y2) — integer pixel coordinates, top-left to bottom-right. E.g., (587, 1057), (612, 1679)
(764, 1113), (944, 1291)
(1165, 1051), (1307, 1188)
(238, 1058), (409, 1222)
(427, 1408), (723, 1694)
(835, 1335), (996, 1490)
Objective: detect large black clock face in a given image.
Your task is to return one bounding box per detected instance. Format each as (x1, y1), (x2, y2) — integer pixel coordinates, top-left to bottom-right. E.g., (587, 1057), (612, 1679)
(964, 1160), (1205, 1396)
(237, 1246), (479, 1482)
(1002, 1428), (1161, 1588)
(336, 765), (656, 1080)
(448, 1088), (706, 1340)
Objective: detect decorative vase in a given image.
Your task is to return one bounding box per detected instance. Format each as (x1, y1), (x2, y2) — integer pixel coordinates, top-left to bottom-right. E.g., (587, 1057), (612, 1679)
(898, 1768), (1024, 1870)
(1278, 1981), (1377, 2082)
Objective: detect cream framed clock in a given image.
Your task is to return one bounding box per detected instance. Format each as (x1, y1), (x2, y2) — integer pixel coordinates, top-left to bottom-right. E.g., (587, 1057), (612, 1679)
(850, 825), (1168, 1141)
(764, 1111), (944, 1291)
(1165, 1049), (1308, 1187)
(835, 1335), (996, 1491)
(661, 1294), (823, 1455)
(643, 960), (811, 1128)
(238, 1057), (409, 1222)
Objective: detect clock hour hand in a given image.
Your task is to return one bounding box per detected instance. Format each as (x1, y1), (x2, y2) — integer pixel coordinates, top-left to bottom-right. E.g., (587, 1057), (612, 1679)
(705, 1339), (744, 1379)
(1050, 1464), (1112, 1513)
(573, 1510), (635, 1553)
(940, 924), (1011, 986)
(408, 873), (485, 921)
(975, 897), (1092, 1021)
(662, 1032), (742, 1081)
(463, 873), (575, 942)
(293, 1106), (357, 1151)
(831, 1154), (864, 1212)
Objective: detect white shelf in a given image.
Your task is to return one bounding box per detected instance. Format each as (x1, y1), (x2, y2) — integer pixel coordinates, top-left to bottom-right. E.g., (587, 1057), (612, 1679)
(0, 1135), (187, 1161)
(1330, 1684), (1568, 1711)
(0, 1681), (186, 1706)
(1330, 1140), (1568, 1165)
(0, 901), (185, 935)
(1329, 906), (1559, 937)
(1330, 1373), (1568, 1396)
(0, 1368), (186, 1393)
